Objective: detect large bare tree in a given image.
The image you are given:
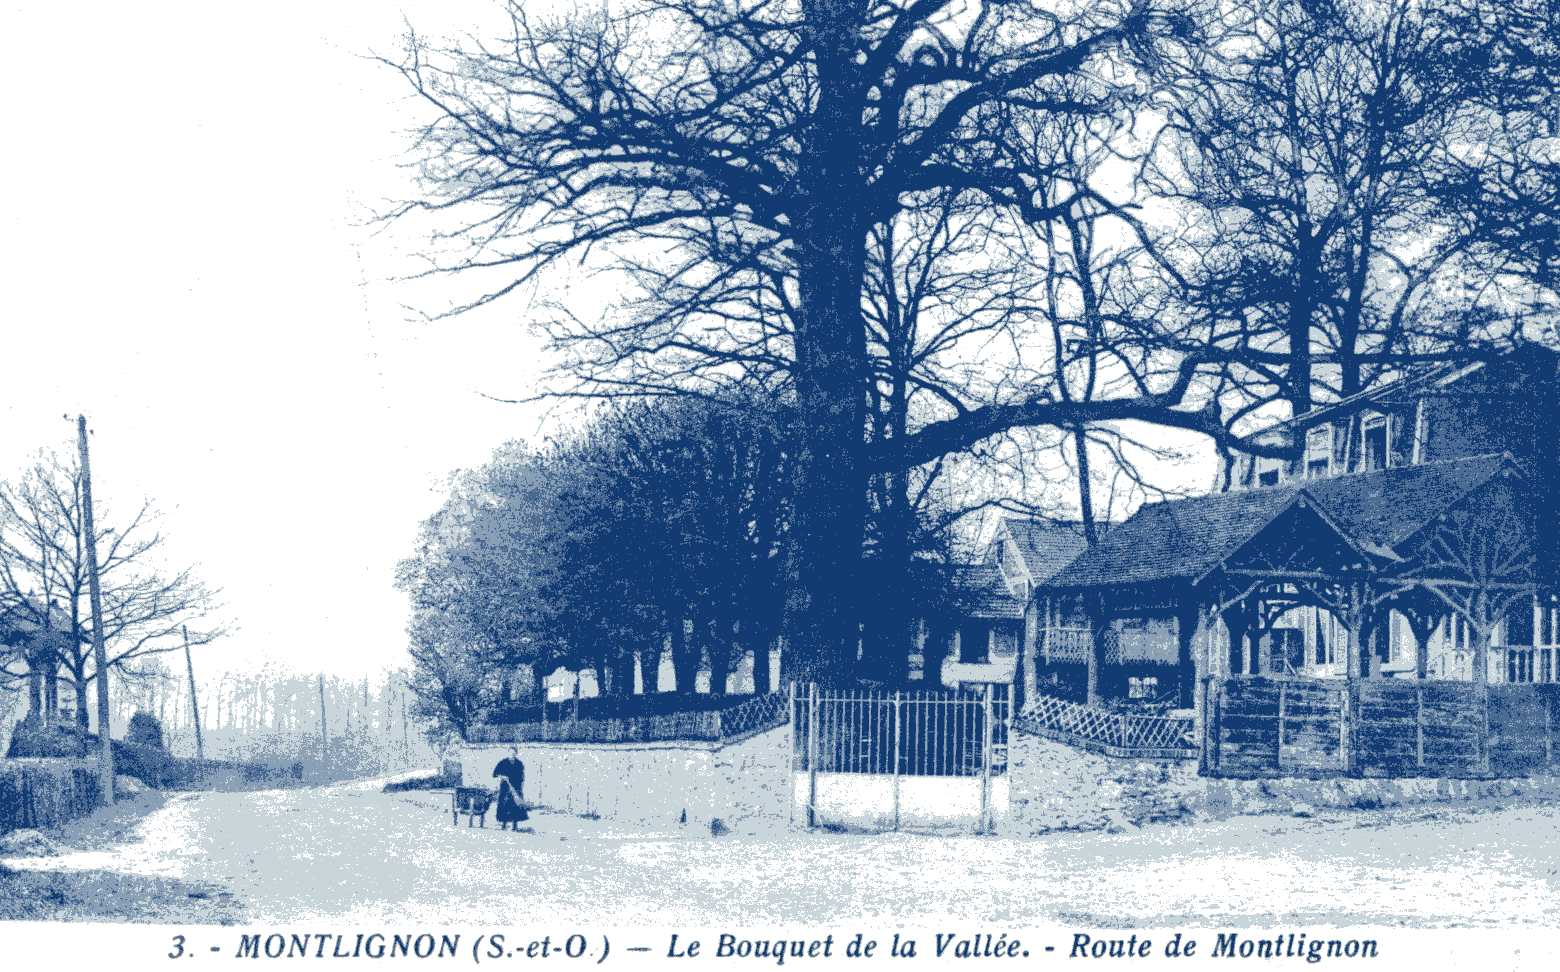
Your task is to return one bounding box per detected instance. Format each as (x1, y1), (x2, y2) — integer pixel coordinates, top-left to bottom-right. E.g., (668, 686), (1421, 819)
(386, 0), (1267, 679)
(0, 451), (223, 730)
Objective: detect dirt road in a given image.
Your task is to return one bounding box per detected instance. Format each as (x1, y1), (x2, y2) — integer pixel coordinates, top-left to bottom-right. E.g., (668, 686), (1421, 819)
(6, 778), (1559, 926)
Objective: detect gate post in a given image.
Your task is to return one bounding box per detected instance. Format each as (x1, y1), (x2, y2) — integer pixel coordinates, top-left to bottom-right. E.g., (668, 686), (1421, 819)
(892, 690), (902, 832)
(786, 681), (797, 829)
(979, 686), (993, 835)
(807, 682), (819, 829)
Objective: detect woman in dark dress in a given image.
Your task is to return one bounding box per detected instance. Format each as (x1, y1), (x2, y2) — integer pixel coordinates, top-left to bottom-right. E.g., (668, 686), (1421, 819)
(492, 747), (529, 831)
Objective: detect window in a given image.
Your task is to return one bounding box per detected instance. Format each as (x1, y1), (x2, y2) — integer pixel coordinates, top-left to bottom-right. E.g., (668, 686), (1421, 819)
(1361, 413), (1390, 471)
(1305, 424), (1333, 479)
(1256, 456), (1283, 487)
(1127, 676), (1159, 700)
(958, 622), (990, 663)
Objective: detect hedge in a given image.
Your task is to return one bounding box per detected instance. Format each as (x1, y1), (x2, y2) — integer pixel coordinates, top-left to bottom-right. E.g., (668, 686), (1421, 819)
(0, 759), (102, 834)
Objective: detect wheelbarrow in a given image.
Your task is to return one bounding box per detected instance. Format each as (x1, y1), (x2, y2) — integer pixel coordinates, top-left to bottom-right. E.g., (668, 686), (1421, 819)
(452, 785), (494, 827)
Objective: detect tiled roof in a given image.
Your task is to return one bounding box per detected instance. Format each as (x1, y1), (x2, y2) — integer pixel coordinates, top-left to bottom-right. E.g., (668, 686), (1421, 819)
(1042, 487), (1311, 589)
(1000, 516), (1091, 583)
(1042, 454), (1516, 590)
(1302, 453), (1511, 549)
(951, 563), (1026, 620)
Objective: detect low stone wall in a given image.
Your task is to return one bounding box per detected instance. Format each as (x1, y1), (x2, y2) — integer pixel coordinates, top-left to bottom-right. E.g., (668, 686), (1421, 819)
(459, 726), (788, 834)
(1005, 731), (1560, 835)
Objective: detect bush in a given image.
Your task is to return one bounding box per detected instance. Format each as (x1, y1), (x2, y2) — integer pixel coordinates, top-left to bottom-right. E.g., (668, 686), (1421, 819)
(126, 712), (165, 751)
(6, 717), (89, 759)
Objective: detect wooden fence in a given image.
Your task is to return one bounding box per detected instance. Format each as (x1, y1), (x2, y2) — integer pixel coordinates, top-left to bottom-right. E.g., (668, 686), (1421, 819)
(1013, 693), (1197, 759)
(1204, 676), (1560, 779)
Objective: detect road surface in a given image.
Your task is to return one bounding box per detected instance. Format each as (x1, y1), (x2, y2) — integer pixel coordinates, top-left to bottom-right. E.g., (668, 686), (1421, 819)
(6, 778), (1560, 926)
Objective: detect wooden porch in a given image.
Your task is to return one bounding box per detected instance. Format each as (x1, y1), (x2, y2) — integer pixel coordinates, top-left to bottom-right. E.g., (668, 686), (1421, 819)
(1032, 456), (1560, 780)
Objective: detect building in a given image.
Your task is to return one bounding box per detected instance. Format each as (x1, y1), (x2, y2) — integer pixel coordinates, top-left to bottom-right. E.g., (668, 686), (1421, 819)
(946, 345), (1560, 779)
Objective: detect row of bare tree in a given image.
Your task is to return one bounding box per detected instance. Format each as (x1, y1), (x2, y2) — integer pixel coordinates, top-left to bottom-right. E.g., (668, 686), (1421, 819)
(0, 448), (222, 733)
(104, 662), (435, 770)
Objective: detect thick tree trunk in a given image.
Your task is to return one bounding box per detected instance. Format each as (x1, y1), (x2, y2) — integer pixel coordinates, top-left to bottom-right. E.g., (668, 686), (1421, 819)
(751, 638), (773, 695)
(671, 615), (700, 694)
(640, 643), (662, 695)
(708, 620), (733, 696)
(75, 678), (90, 730)
(1074, 426), (1098, 544)
(782, 5), (868, 687)
(1286, 241), (1321, 416)
(26, 666), (42, 719)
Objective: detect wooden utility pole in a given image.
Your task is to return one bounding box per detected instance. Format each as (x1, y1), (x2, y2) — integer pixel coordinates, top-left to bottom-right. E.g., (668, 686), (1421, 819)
(77, 415), (115, 805)
(317, 674), (329, 766)
(182, 625), (205, 767)
(400, 685), (410, 763)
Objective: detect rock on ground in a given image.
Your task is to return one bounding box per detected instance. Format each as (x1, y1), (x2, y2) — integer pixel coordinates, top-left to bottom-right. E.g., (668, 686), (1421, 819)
(116, 775), (150, 797)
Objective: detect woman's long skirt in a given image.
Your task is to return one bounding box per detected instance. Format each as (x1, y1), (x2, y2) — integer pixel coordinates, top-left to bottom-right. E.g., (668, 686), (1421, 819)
(496, 781), (529, 823)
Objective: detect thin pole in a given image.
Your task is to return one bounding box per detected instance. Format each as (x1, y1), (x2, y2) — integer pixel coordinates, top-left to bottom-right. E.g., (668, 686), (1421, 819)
(318, 673), (329, 767)
(980, 685), (993, 834)
(786, 681), (796, 829)
(806, 682), (818, 829)
(77, 415), (114, 805)
(183, 626), (205, 769)
(892, 691), (902, 832)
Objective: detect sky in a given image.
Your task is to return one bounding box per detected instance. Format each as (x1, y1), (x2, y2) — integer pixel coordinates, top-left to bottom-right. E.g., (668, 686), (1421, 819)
(0, 1), (571, 681)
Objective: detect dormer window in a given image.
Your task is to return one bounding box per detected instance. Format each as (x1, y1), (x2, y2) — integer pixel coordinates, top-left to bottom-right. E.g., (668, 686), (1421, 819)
(1305, 424), (1333, 479)
(1361, 413), (1390, 472)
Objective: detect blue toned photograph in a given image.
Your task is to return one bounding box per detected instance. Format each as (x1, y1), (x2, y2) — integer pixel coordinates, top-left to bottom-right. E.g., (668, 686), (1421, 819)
(1, 0), (1557, 958)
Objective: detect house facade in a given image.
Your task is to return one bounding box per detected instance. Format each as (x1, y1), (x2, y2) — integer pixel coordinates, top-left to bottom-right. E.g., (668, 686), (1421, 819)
(919, 347), (1559, 723)
(1222, 345), (1560, 689)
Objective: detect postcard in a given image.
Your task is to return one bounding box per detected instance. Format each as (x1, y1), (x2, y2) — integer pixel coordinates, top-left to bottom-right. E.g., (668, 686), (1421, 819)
(3, 1), (1558, 969)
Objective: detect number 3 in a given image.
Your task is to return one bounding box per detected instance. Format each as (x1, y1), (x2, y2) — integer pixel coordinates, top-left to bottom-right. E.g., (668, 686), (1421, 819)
(169, 934), (186, 959)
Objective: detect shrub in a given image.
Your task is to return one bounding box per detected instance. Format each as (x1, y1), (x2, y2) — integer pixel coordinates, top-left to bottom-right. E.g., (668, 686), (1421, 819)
(126, 712), (165, 751)
(5, 717), (89, 759)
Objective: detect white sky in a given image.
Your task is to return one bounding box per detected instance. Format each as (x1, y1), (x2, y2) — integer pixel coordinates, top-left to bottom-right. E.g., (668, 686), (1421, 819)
(0, 1), (568, 681)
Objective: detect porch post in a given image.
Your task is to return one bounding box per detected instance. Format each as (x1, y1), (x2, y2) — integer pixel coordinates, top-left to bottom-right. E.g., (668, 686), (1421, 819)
(1022, 601), (1039, 708)
(1224, 603), (1253, 676)
(1473, 620), (1493, 775)
(1175, 598), (1200, 708)
(1395, 596), (1440, 680)
(1410, 615), (1435, 679)
(1340, 582), (1376, 776)
(1085, 595), (1108, 705)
